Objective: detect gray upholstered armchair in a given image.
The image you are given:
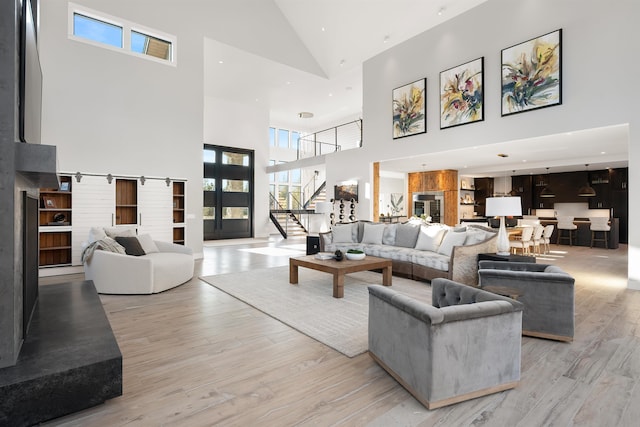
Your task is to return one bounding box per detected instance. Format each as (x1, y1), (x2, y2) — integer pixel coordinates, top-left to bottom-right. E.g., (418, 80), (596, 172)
(368, 278), (523, 409)
(478, 260), (575, 342)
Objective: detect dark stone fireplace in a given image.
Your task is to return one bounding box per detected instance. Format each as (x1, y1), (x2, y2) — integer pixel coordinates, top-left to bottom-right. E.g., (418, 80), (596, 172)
(0, 1), (123, 424)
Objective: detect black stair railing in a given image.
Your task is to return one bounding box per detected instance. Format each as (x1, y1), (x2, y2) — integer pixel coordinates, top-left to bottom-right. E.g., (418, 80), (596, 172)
(269, 192), (309, 238)
(303, 181), (327, 209)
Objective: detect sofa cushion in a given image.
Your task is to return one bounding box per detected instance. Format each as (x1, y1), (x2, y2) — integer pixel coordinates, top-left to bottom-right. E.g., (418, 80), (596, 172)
(411, 251), (450, 272)
(324, 242), (365, 253)
(362, 223), (386, 244)
(395, 223), (421, 248)
(365, 245), (415, 263)
(415, 225), (447, 252)
(332, 223), (355, 243)
(115, 236), (146, 256)
(137, 234), (160, 254)
(437, 230), (467, 256)
(382, 224), (397, 245)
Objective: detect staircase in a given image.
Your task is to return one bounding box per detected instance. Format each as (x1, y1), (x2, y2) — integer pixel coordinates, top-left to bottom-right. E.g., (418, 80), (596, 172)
(269, 183), (328, 239)
(269, 211), (308, 238)
(303, 182), (327, 210)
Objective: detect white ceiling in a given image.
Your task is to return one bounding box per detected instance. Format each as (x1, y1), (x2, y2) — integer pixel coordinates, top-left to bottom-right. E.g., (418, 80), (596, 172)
(204, 0), (487, 131)
(203, 0), (629, 175)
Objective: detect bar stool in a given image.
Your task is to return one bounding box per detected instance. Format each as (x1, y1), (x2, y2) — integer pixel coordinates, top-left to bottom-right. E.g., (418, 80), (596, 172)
(589, 217), (610, 248)
(556, 216), (577, 245)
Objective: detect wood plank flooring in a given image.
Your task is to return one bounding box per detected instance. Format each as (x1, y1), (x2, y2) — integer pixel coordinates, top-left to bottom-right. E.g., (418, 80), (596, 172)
(39, 239), (636, 426)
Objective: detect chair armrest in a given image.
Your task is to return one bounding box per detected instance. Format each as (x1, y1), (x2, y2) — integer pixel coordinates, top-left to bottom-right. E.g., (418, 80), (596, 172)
(155, 240), (193, 255)
(368, 285), (445, 324)
(439, 300), (518, 322)
(478, 260), (547, 272)
(478, 268), (575, 288)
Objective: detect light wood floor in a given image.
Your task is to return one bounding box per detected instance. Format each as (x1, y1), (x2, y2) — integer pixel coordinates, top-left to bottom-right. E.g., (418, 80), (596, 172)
(40, 239), (637, 426)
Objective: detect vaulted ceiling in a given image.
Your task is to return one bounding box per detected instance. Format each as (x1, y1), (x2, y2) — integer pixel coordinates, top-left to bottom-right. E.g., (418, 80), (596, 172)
(204, 0), (487, 131)
(203, 0), (628, 176)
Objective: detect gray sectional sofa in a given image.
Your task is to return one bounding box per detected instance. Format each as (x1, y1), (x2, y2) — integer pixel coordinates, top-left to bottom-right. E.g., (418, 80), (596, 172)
(319, 220), (497, 286)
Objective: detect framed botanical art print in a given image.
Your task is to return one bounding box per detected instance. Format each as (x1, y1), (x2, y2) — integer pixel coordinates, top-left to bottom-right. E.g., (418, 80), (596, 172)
(501, 29), (562, 116)
(440, 57), (484, 129)
(392, 78), (426, 139)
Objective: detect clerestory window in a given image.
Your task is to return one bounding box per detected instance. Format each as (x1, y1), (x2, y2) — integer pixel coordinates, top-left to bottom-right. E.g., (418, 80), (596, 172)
(69, 3), (176, 65)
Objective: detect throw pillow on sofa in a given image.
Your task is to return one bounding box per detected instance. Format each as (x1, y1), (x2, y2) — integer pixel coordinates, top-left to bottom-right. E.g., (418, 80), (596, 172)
(464, 227), (494, 246)
(332, 223), (355, 243)
(437, 230), (467, 256)
(362, 223), (385, 244)
(395, 223), (421, 248)
(104, 227), (137, 239)
(382, 224), (398, 245)
(115, 236), (146, 256)
(415, 225), (447, 252)
(88, 226), (108, 243)
(137, 233), (160, 254)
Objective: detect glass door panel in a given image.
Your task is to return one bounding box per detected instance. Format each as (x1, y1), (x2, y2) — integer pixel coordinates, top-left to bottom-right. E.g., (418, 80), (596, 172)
(203, 145), (254, 240)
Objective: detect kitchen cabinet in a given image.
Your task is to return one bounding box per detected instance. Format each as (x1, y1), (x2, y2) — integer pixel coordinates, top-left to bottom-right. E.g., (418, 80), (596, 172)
(473, 177), (493, 216)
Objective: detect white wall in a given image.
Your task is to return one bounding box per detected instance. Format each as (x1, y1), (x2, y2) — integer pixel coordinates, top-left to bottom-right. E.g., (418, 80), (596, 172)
(326, 0), (639, 288)
(40, 0), (205, 255)
(379, 174), (406, 217)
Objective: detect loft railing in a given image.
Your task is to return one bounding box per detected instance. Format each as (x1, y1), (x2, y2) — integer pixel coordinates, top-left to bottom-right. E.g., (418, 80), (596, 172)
(296, 119), (362, 160)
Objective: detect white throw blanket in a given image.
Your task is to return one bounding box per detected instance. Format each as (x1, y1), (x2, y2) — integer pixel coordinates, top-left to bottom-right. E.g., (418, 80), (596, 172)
(81, 237), (126, 263)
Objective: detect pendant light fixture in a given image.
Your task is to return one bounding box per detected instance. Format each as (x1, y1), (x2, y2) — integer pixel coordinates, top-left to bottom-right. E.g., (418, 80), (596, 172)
(578, 164), (597, 197)
(539, 167), (555, 198)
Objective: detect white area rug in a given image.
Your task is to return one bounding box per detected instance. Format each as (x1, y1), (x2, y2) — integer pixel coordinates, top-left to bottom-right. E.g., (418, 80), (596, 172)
(200, 266), (431, 357)
(237, 247), (304, 256)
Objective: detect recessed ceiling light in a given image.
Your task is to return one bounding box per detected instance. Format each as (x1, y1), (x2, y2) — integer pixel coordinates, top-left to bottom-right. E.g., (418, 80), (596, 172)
(328, 93), (333, 97)
(218, 60), (224, 64)
(383, 35), (390, 43)
(438, 7), (446, 16)
(321, 27), (326, 32)
(601, 151), (606, 154)
(339, 59), (345, 67)
(286, 81), (291, 85)
(298, 112), (314, 119)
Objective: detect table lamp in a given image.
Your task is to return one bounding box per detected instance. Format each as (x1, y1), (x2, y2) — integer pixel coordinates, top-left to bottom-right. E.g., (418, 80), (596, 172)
(315, 201), (333, 233)
(485, 196), (522, 255)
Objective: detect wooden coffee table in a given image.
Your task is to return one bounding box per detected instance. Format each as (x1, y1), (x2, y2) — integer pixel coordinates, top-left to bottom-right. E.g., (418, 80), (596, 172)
(289, 254), (392, 298)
